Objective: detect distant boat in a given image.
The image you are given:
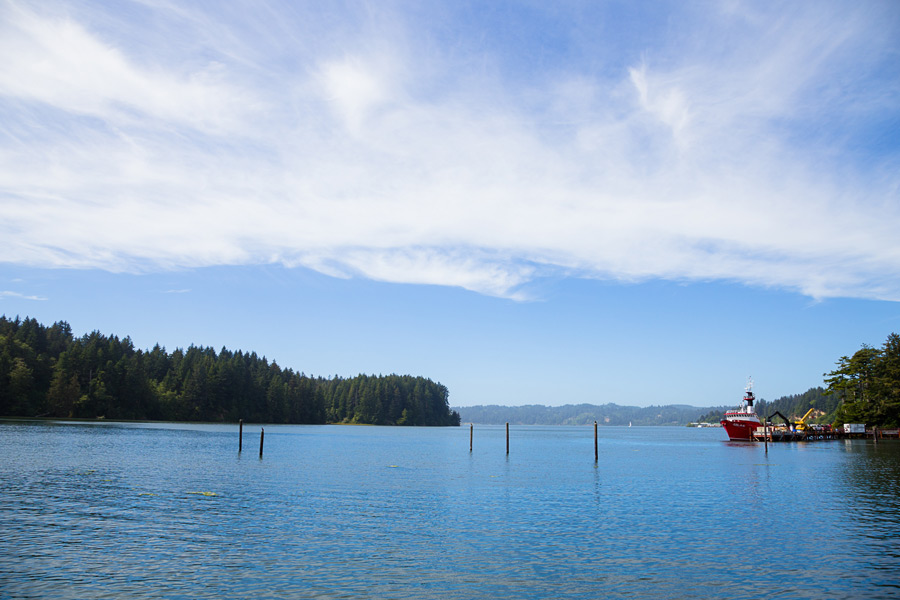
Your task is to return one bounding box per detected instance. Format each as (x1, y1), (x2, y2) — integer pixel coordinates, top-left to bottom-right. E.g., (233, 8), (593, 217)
(629, 421), (632, 427)
(720, 377), (761, 441)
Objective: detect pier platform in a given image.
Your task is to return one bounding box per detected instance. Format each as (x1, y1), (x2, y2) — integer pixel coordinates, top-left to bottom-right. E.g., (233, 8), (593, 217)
(751, 428), (899, 442)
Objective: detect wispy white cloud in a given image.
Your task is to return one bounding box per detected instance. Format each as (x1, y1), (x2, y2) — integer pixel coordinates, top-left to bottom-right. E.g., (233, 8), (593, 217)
(0, 290), (47, 301)
(0, 1), (260, 135)
(1, 0), (898, 300)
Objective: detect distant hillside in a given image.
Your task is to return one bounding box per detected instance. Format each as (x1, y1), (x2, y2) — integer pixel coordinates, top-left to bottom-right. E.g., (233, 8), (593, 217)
(455, 403), (707, 426)
(459, 382), (882, 428)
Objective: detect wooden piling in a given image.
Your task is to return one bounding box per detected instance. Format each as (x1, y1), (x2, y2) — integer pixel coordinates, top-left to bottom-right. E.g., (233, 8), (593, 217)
(259, 427), (265, 458)
(239, 419), (243, 453)
(764, 424), (768, 453)
(506, 422), (509, 455)
(469, 423), (473, 452)
(594, 421), (598, 462)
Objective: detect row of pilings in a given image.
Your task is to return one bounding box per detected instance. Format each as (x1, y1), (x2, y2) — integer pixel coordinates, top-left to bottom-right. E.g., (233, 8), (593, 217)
(240, 420), (895, 460)
(467, 422), (600, 461)
(242, 420), (601, 461)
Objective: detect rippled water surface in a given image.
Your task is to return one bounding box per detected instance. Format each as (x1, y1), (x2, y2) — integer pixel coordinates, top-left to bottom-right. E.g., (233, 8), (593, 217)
(2, 421), (899, 599)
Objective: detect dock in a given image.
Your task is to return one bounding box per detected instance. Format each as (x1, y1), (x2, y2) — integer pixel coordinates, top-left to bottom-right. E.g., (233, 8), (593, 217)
(751, 427), (899, 442)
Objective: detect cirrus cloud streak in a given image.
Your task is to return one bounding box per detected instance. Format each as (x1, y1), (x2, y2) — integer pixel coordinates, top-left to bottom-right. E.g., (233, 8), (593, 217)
(1, 0), (898, 300)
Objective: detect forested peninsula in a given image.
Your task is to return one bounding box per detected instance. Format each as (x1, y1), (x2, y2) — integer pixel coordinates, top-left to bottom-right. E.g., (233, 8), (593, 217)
(0, 316), (460, 426)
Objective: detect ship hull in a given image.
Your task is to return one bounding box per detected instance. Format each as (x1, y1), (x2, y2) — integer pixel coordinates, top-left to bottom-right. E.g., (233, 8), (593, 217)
(721, 418), (761, 441)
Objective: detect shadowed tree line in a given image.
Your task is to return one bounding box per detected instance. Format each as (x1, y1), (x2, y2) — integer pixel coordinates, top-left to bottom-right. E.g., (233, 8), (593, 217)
(0, 316), (460, 426)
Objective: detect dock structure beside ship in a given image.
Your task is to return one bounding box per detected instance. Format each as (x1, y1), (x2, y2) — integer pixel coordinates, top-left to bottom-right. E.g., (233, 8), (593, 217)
(748, 426), (899, 443)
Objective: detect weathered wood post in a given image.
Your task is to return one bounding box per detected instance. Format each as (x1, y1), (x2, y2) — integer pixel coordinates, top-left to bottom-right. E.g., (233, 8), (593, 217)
(259, 427), (265, 458)
(594, 421), (598, 462)
(764, 424), (768, 453)
(506, 422), (509, 455)
(239, 419), (243, 453)
(469, 423), (473, 452)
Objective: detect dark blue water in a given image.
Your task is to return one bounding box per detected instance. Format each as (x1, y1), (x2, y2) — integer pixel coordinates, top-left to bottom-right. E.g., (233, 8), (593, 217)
(1, 421), (898, 599)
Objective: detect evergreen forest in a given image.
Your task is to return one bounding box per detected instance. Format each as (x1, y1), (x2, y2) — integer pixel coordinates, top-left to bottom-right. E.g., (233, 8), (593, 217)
(0, 316), (461, 426)
(823, 333), (900, 427)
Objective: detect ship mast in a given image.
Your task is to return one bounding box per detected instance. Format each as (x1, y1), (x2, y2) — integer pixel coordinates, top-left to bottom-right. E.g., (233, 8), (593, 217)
(744, 376), (755, 412)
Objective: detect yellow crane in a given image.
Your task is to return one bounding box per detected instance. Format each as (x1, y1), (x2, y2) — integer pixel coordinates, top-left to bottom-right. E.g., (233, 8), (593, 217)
(795, 408), (816, 431)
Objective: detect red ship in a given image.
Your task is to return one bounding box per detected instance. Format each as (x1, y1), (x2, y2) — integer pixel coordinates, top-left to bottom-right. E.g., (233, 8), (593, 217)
(721, 378), (761, 441)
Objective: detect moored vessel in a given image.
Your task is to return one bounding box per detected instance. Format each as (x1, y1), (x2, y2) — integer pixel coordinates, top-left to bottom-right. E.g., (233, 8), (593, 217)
(721, 378), (761, 441)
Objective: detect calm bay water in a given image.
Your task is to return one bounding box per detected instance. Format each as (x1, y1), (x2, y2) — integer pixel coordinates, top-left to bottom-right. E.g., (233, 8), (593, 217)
(1, 421), (899, 599)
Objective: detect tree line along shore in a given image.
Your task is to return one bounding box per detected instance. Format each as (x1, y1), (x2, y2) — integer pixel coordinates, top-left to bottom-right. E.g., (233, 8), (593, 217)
(0, 316), (460, 426)
(1, 316), (897, 429)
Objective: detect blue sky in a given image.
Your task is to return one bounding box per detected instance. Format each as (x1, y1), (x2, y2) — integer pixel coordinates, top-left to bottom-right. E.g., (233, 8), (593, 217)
(1, 0), (899, 408)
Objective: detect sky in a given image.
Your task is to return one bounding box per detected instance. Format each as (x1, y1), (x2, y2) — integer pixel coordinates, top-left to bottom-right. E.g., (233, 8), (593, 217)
(1, 0), (899, 408)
